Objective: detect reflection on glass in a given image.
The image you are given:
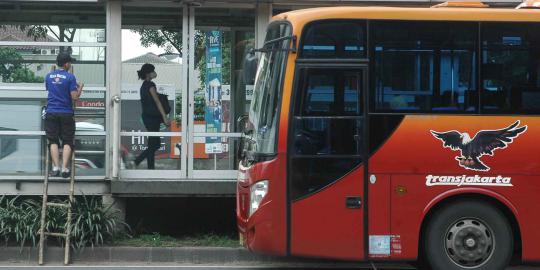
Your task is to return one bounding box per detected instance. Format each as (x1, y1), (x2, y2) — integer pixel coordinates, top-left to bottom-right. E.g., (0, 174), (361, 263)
(482, 23), (540, 113)
(0, 136), (42, 175)
(0, 135), (105, 176)
(121, 135), (182, 170)
(74, 135), (106, 176)
(0, 45), (106, 87)
(194, 137), (239, 170)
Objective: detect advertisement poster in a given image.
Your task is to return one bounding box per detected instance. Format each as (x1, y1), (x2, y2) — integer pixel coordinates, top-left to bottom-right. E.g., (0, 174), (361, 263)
(205, 30), (223, 154)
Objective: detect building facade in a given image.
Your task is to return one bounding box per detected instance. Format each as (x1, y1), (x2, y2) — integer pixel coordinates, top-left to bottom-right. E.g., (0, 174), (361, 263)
(0, 0), (522, 205)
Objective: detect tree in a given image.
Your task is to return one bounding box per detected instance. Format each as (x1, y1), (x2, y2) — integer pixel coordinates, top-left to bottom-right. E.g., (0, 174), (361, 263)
(11, 67), (44, 83)
(0, 48), (23, 82)
(0, 48), (44, 83)
(134, 28), (183, 55)
(19, 25), (77, 54)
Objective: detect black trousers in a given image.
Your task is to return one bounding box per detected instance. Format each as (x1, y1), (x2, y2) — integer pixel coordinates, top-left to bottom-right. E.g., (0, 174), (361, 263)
(134, 114), (161, 169)
(44, 112), (75, 148)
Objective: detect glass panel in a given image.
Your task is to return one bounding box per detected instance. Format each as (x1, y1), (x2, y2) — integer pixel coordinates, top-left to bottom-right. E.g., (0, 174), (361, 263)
(290, 157), (361, 200)
(372, 21), (478, 113)
(0, 100), (44, 131)
(193, 8), (255, 135)
(193, 136), (240, 171)
(121, 135), (182, 170)
(0, 97), (105, 131)
(121, 6), (184, 171)
(0, 135), (105, 176)
(295, 68), (362, 116)
(293, 118), (363, 156)
(245, 23), (289, 155)
(0, 135), (43, 175)
(290, 65), (364, 200)
(0, 3), (106, 43)
(75, 135), (106, 176)
(482, 23), (540, 113)
(300, 20), (366, 59)
(0, 45), (106, 86)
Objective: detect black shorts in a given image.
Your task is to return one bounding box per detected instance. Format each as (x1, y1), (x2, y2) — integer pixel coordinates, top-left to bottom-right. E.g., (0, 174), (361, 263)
(45, 113), (75, 148)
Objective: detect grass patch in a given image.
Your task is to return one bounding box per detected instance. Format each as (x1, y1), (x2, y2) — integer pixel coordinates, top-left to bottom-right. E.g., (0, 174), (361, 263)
(113, 232), (240, 248)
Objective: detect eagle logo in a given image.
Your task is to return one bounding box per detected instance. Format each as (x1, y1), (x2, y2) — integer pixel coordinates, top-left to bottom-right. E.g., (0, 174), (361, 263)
(431, 121), (527, 171)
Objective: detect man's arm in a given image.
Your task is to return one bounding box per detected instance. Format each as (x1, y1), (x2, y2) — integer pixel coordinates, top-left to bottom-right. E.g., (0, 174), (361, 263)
(70, 81), (84, 100)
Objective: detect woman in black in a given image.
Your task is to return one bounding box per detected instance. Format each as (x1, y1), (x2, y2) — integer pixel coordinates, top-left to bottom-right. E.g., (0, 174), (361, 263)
(132, 63), (169, 169)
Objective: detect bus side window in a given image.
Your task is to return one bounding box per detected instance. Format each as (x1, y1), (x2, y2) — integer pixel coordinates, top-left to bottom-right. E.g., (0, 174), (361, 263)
(300, 20), (366, 59)
(372, 21), (478, 113)
(481, 23), (540, 114)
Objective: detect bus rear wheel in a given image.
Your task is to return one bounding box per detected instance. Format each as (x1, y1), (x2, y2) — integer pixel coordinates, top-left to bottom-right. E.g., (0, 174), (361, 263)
(423, 199), (513, 270)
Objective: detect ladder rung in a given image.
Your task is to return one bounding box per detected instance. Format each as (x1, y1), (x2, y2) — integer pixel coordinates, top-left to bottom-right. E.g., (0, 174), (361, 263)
(44, 232), (68, 238)
(46, 202), (70, 208)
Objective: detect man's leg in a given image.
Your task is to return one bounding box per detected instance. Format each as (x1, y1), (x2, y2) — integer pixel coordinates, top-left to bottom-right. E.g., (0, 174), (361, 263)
(60, 113), (76, 178)
(45, 113), (61, 176)
(62, 144), (72, 171)
(50, 143), (60, 169)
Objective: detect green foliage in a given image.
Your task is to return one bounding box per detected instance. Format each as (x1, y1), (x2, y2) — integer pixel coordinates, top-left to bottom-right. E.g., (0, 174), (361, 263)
(0, 48), (23, 82)
(0, 195), (130, 251)
(194, 95), (206, 121)
(113, 232), (239, 248)
(132, 28), (183, 54)
(195, 30), (231, 89)
(11, 68), (44, 83)
(70, 195), (129, 250)
(0, 48), (44, 83)
(0, 196), (40, 248)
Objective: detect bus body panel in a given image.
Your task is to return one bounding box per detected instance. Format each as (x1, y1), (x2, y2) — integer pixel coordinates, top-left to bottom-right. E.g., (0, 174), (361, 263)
(369, 116), (540, 260)
(237, 156), (287, 256)
(368, 174), (392, 259)
(276, 7), (540, 26)
(291, 164), (365, 260)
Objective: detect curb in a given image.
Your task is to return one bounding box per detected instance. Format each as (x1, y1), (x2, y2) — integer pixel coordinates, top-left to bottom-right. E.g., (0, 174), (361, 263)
(0, 246), (273, 265)
(0, 246), (415, 268)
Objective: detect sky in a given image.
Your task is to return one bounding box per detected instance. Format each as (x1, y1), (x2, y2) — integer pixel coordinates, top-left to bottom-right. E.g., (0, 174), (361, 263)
(43, 27), (168, 62)
(121, 30), (168, 61)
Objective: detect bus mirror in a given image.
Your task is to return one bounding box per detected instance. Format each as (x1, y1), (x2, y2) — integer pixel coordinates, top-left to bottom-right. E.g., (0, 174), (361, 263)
(243, 49), (258, 85)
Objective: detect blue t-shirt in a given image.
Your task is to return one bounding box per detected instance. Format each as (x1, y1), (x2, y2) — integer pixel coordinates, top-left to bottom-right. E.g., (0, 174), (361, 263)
(45, 69), (78, 113)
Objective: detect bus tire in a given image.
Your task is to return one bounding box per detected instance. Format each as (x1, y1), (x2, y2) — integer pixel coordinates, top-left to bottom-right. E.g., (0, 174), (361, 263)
(423, 199), (513, 270)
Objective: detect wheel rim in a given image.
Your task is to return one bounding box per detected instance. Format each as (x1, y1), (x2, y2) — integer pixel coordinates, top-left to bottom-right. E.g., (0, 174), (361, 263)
(445, 218), (495, 268)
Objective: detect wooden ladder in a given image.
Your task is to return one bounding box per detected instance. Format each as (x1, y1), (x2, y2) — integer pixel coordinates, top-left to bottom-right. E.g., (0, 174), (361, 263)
(38, 144), (76, 265)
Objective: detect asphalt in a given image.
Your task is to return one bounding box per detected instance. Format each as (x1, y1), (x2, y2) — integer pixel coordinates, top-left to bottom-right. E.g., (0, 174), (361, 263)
(0, 266), (538, 270)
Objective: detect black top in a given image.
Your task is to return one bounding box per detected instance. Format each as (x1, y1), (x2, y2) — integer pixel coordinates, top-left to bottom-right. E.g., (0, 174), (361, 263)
(140, 80), (159, 117)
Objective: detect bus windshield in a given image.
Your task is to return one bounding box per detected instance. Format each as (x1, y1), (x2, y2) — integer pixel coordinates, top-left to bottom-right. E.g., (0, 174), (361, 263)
(246, 22), (291, 156)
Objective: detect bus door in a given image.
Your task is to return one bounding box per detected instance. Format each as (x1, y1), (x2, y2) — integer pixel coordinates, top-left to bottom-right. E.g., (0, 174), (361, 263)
(288, 65), (367, 260)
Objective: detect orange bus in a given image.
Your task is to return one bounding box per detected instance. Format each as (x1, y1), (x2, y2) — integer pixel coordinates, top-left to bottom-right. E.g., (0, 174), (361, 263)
(237, 4), (540, 270)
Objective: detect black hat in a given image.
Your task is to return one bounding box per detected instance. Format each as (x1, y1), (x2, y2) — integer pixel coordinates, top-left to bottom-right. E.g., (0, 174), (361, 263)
(56, 52), (76, 67)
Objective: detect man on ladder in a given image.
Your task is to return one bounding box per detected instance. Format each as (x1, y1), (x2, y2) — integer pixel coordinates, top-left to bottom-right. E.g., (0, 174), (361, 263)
(44, 52), (83, 177)
(39, 52), (84, 265)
